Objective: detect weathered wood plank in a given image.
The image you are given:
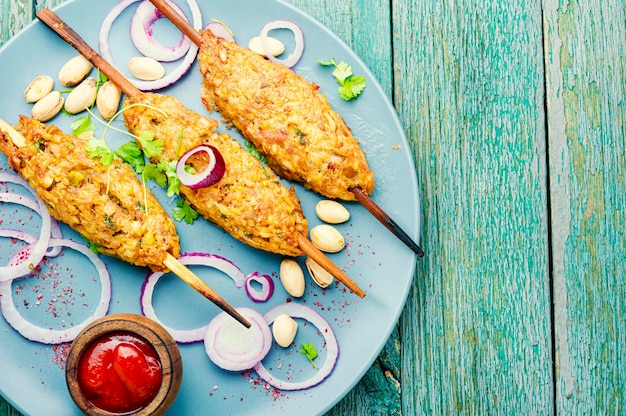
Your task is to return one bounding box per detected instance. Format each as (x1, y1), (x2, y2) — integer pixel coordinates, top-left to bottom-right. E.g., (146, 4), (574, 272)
(543, 0), (626, 414)
(393, 0), (554, 414)
(284, 2), (399, 415)
(0, 0), (66, 45)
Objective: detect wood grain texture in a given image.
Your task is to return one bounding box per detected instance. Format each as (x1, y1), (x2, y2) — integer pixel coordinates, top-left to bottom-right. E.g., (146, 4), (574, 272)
(393, 0), (554, 414)
(544, 0), (626, 414)
(284, 2), (401, 415)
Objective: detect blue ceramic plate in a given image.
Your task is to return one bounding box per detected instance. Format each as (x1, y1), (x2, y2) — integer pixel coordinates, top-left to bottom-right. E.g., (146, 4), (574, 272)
(0, 1), (419, 414)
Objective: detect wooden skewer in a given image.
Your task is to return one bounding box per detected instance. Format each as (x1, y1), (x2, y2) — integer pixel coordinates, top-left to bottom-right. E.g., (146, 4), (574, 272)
(147, 0), (425, 259)
(350, 187), (425, 257)
(0, 115), (250, 327)
(36, 9), (365, 297)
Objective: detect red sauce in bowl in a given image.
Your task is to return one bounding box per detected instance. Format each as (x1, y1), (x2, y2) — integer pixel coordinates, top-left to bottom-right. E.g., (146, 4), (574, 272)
(76, 331), (163, 414)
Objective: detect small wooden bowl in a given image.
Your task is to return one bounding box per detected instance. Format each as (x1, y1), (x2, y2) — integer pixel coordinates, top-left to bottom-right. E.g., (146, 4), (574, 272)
(65, 313), (183, 416)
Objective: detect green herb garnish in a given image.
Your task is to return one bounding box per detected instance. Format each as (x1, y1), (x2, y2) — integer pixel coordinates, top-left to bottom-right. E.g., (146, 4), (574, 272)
(173, 199), (199, 224)
(71, 115), (96, 136)
(86, 138), (116, 166)
(244, 140), (267, 163)
(318, 58), (366, 100)
(300, 342), (319, 369)
(136, 130), (164, 158)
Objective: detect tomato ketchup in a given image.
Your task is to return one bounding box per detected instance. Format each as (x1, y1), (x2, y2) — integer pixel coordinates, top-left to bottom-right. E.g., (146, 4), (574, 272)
(76, 331), (163, 414)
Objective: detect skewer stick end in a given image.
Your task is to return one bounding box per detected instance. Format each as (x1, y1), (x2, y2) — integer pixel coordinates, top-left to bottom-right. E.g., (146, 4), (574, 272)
(163, 253), (251, 328)
(0, 118), (26, 148)
(349, 186), (425, 258)
(297, 233), (366, 298)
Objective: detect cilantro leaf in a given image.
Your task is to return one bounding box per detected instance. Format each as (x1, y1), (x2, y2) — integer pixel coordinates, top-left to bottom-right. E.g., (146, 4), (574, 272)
(299, 342), (319, 369)
(339, 75), (367, 100)
(137, 130), (164, 158)
(173, 198), (199, 224)
(318, 58), (366, 100)
(98, 72), (109, 85)
(86, 138), (116, 166)
(157, 160), (181, 197)
(332, 60), (353, 83)
(71, 115), (96, 136)
(244, 140), (267, 163)
(142, 163), (167, 188)
(115, 141), (146, 173)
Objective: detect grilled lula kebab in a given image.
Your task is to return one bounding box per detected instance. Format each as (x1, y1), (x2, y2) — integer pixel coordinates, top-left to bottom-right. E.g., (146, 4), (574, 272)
(0, 116), (250, 327)
(149, 0), (424, 258)
(36, 9), (365, 298)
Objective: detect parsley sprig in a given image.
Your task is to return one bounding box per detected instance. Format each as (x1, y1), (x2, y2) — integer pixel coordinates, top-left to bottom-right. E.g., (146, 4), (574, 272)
(300, 342), (320, 369)
(318, 58), (366, 100)
(80, 105), (199, 224)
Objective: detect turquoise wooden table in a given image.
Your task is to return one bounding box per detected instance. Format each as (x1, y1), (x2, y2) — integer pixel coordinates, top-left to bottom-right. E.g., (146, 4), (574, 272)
(1, 0), (624, 415)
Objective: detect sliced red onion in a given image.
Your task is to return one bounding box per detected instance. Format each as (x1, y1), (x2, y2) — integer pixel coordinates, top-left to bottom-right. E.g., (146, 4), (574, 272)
(0, 191), (63, 257)
(259, 19), (304, 68)
(176, 145), (226, 189)
(205, 21), (235, 43)
(0, 173), (51, 282)
(204, 307), (272, 372)
(0, 238), (111, 344)
(141, 252), (245, 343)
(99, 0), (202, 91)
(253, 303), (339, 390)
(130, 0), (191, 62)
(244, 272), (274, 303)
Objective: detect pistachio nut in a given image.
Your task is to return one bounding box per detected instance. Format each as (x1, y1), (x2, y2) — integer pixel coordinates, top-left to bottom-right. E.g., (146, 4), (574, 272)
(309, 224), (345, 253)
(31, 91), (64, 122)
(272, 314), (298, 348)
(248, 36), (285, 57)
(96, 81), (122, 120)
(305, 256), (334, 288)
(128, 56), (165, 81)
(64, 77), (97, 114)
(315, 200), (350, 224)
(58, 55), (93, 87)
(24, 75), (54, 103)
(279, 258), (306, 298)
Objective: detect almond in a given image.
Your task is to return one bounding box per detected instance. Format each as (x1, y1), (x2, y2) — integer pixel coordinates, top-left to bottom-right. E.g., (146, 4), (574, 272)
(272, 314), (298, 348)
(309, 224), (345, 253)
(315, 200), (350, 224)
(279, 259), (306, 297)
(248, 36), (285, 57)
(128, 56), (165, 81)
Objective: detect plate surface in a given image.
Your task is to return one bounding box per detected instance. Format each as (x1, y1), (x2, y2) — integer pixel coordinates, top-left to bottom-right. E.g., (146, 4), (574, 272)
(0, 0), (419, 414)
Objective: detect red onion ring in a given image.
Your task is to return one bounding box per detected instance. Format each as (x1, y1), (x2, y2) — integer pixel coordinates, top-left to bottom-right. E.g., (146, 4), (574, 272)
(205, 21), (235, 43)
(0, 237), (111, 344)
(259, 19), (305, 68)
(176, 144), (226, 189)
(130, 0), (191, 62)
(253, 303), (339, 390)
(99, 0), (202, 91)
(141, 252), (245, 343)
(0, 192), (63, 257)
(0, 173), (52, 282)
(204, 307), (272, 372)
(244, 272), (275, 303)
